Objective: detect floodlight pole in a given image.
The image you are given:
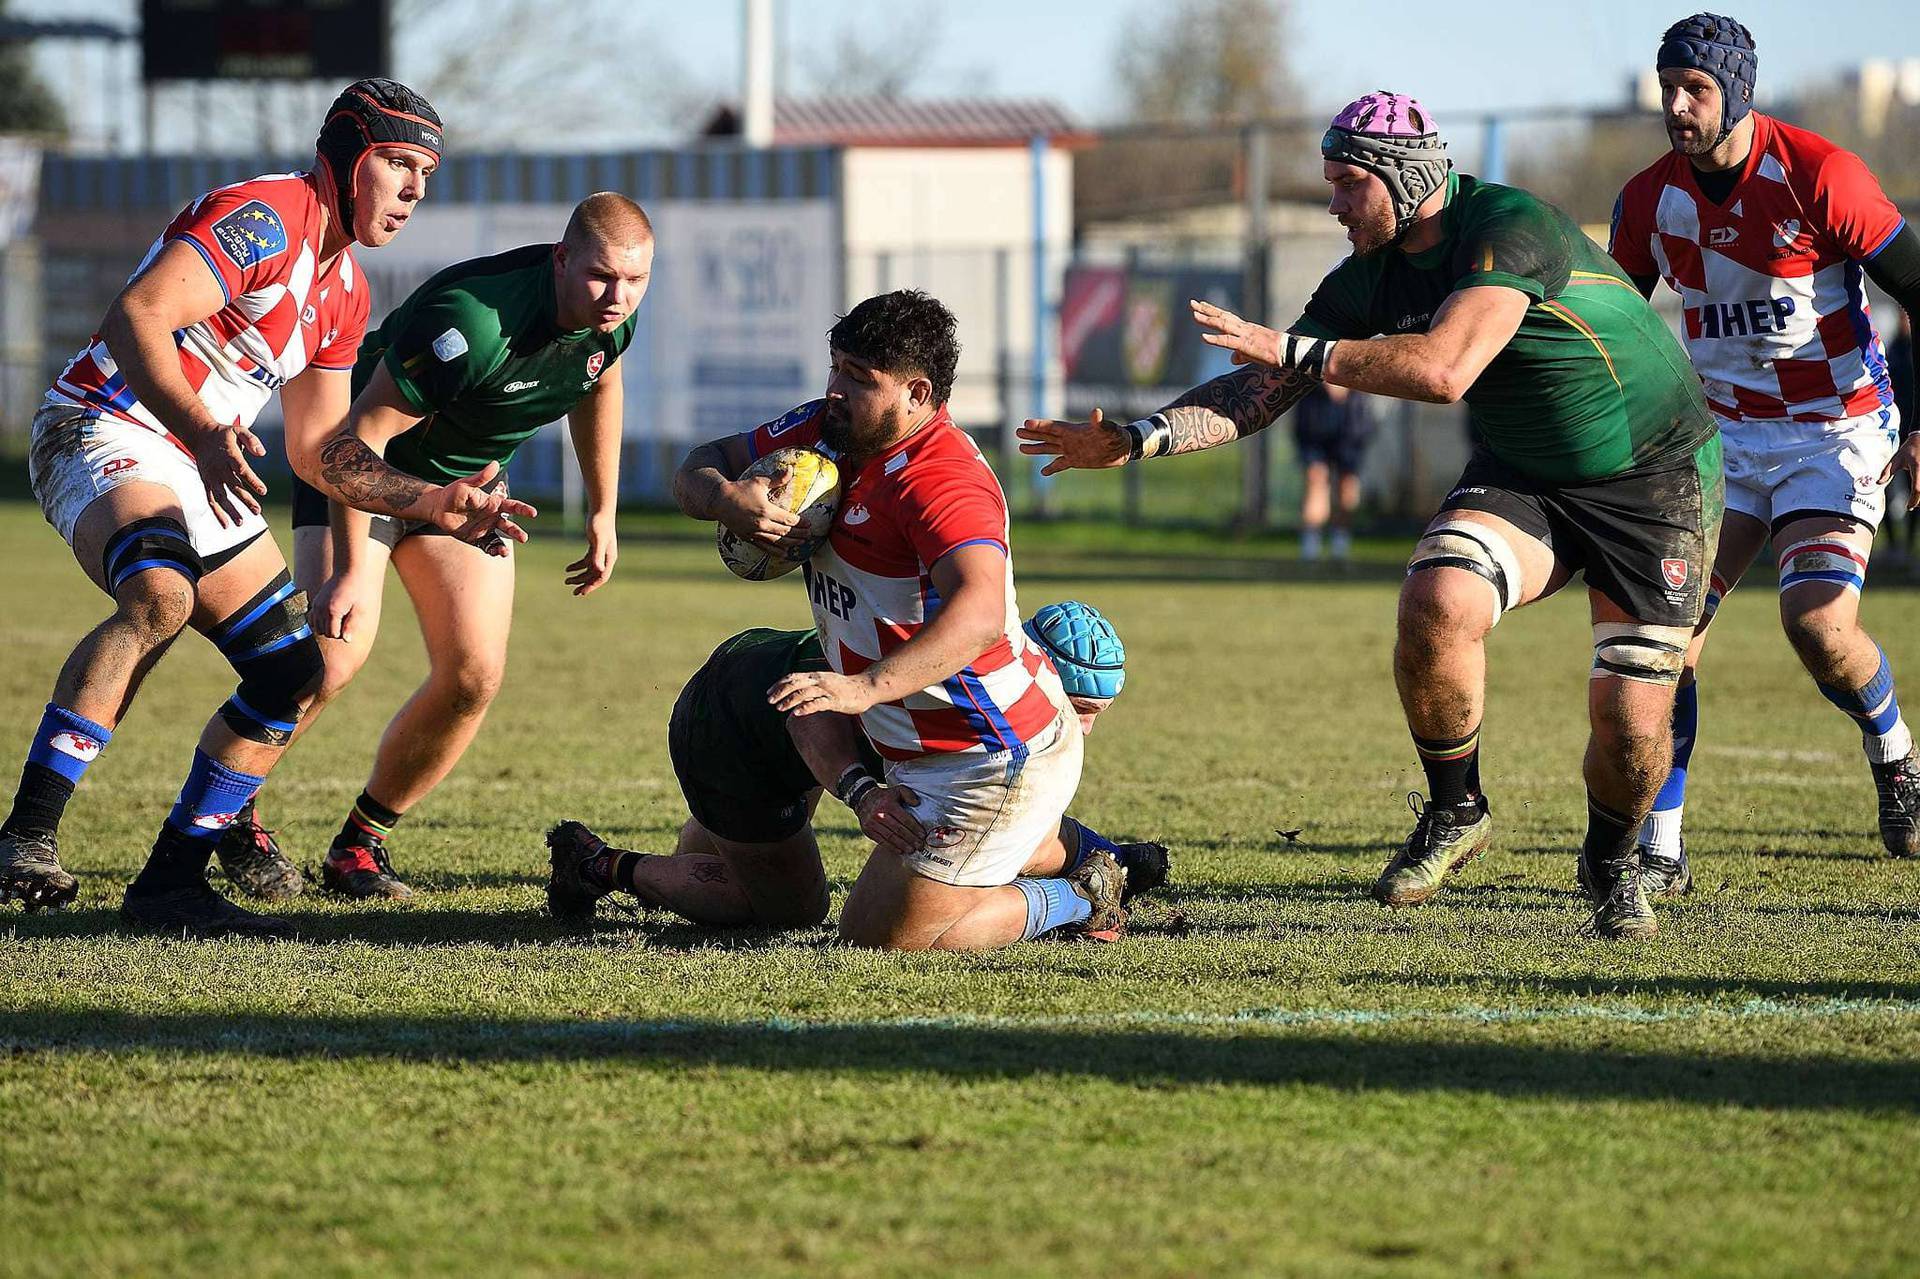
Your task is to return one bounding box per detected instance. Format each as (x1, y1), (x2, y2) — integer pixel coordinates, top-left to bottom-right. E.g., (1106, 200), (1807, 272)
(742, 0), (775, 148)
(1240, 123), (1273, 530)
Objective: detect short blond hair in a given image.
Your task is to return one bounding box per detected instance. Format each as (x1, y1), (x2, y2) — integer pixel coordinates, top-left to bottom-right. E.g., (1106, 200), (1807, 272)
(562, 191), (653, 251)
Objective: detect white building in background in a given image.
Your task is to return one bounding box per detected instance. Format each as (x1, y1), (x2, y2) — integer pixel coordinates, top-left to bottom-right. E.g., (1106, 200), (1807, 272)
(702, 97), (1085, 431)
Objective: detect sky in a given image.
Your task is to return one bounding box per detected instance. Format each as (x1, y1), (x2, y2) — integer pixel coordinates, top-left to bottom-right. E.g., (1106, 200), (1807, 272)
(20, 0), (1920, 150)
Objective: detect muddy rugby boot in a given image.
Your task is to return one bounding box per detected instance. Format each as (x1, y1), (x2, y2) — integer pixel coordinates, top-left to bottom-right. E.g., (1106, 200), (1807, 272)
(1578, 852), (1658, 941)
(0, 829), (79, 912)
(1871, 750), (1920, 857)
(320, 839), (414, 901)
(544, 820), (618, 922)
(214, 798), (305, 901)
(1372, 794), (1492, 908)
(121, 876), (296, 940)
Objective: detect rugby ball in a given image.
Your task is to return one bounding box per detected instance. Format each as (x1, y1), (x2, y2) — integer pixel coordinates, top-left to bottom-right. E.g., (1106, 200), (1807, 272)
(716, 446), (841, 581)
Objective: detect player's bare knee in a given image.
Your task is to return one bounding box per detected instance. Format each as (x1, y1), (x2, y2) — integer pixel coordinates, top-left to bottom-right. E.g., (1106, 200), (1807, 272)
(1780, 599), (1856, 674)
(1397, 576), (1492, 648)
(438, 661), (505, 716)
(115, 572), (197, 645)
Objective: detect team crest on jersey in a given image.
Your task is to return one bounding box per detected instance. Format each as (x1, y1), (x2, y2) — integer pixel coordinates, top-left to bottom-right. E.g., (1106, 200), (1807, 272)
(1773, 219), (1802, 247)
(209, 200), (288, 269)
(1661, 558), (1690, 588)
(585, 352), (605, 379)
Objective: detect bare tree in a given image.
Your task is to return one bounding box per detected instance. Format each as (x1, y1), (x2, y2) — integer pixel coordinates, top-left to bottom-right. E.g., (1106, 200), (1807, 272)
(0, 0), (66, 137)
(1112, 0), (1300, 125)
(789, 1), (947, 98)
(391, 0), (713, 149)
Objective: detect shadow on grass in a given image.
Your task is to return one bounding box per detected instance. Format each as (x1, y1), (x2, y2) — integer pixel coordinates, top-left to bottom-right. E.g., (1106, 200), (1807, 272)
(0, 1007), (1913, 1113)
(2, 905), (829, 951)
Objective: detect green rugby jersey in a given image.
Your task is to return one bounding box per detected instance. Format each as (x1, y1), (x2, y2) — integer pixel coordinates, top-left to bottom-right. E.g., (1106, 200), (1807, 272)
(1295, 173), (1714, 485)
(678, 628), (883, 800)
(354, 243), (637, 484)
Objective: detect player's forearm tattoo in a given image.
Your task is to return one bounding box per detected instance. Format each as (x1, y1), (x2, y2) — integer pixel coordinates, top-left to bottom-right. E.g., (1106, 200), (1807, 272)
(1160, 365), (1317, 456)
(317, 436), (432, 515)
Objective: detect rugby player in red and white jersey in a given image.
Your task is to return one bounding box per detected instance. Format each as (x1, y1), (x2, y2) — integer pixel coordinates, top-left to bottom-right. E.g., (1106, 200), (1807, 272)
(673, 290), (1139, 949)
(1611, 14), (1920, 886)
(0, 81), (512, 937)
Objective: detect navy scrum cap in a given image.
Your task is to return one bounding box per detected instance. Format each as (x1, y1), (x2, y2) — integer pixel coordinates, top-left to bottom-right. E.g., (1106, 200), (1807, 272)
(314, 78), (443, 226)
(1657, 13), (1758, 138)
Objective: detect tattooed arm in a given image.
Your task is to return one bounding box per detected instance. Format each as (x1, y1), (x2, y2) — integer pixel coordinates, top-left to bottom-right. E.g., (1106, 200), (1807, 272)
(295, 361), (537, 547)
(1016, 363), (1317, 472)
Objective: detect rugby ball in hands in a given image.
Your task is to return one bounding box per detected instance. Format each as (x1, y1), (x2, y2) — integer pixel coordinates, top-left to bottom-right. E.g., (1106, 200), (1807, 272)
(717, 446), (841, 581)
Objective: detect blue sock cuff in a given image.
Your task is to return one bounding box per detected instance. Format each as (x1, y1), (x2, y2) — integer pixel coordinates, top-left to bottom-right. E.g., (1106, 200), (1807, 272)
(1819, 647), (1901, 734)
(1014, 876), (1093, 941)
(1062, 816), (1122, 873)
(25, 703), (114, 785)
(165, 749), (267, 842)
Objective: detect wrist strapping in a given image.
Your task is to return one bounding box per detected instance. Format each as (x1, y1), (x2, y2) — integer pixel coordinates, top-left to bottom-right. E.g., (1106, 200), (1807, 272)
(833, 764), (880, 810)
(1280, 333), (1334, 378)
(1124, 413), (1173, 462)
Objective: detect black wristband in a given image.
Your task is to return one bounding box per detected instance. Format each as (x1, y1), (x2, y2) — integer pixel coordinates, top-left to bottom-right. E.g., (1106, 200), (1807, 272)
(843, 777), (881, 813)
(833, 764), (878, 806)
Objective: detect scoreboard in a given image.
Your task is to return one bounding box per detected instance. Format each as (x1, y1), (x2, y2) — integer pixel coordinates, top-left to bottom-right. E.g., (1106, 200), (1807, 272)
(140, 0), (390, 81)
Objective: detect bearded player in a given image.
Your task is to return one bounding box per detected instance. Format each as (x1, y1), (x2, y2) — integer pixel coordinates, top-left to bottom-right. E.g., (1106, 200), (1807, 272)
(267, 193), (651, 900)
(1023, 94), (1721, 939)
(0, 81), (520, 936)
(544, 601), (1167, 935)
(1610, 14), (1920, 889)
(670, 290), (1154, 949)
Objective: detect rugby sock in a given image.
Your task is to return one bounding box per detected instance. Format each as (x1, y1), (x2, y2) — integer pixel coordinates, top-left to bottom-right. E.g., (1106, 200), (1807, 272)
(1330, 528), (1353, 561)
(132, 750), (265, 890)
(332, 790), (403, 854)
(1301, 526), (1324, 561)
(1412, 725), (1481, 813)
(1582, 795), (1638, 869)
(1013, 876), (1093, 940)
(3, 704), (112, 839)
(1638, 681), (1697, 859)
(1060, 816), (1123, 874)
(1817, 647), (1915, 764)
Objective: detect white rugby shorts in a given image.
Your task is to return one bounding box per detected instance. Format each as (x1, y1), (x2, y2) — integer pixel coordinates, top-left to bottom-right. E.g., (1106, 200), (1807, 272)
(29, 402), (269, 563)
(886, 704), (1084, 888)
(1720, 405), (1901, 531)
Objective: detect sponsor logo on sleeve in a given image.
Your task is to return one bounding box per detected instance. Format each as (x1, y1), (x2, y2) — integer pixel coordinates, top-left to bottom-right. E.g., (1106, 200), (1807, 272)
(209, 200), (289, 270)
(431, 328), (469, 362)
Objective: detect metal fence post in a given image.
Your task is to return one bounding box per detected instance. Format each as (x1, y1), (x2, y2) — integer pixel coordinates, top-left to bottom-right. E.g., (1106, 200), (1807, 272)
(1240, 123), (1272, 530)
(1030, 132), (1053, 515)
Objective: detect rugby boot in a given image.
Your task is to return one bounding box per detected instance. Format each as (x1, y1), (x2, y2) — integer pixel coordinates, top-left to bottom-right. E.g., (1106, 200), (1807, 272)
(1372, 793), (1492, 908)
(320, 838), (414, 901)
(545, 820), (618, 922)
(120, 876), (296, 940)
(1638, 838), (1693, 901)
(1060, 847), (1129, 942)
(0, 830), (79, 912)
(1578, 852), (1658, 940)
(214, 798), (306, 901)
(1870, 750), (1920, 857)
(1114, 840), (1171, 903)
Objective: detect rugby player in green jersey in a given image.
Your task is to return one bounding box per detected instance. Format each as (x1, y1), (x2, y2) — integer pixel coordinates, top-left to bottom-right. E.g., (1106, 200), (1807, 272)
(1021, 93), (1722, 939)
(278, 192), (652, 899)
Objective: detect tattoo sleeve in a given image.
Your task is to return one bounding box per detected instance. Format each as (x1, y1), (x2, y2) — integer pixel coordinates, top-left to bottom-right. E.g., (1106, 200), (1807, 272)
(316, 435), (433, 516)
(1159, 365), (1318, 457)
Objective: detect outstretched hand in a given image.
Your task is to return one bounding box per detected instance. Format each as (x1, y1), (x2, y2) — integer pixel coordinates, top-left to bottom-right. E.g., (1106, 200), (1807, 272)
(767, 669), (879, 718)
(1016, 407), (1130, 475)
(430, 461), (539, 555)
(188, 417), (269, 527)
(1190, 299), (1283, 367)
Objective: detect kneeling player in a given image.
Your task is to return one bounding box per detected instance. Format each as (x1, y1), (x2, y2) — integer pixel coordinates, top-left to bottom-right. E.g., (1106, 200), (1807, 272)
(546, 602), (1166, 938)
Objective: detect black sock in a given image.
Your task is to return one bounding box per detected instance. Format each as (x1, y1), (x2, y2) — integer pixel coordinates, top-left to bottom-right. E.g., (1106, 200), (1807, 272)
(1582, 796), (1637, 868)
(1412, 726), (1482, 812)
(583, 849), (642, 893)
(129, 825), (212, 893)
(333, 790), (403, 853)
(2, 762), (76, 841)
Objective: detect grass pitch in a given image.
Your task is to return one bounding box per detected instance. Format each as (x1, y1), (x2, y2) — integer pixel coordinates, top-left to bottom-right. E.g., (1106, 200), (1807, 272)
(1, 497), (1917, 1278)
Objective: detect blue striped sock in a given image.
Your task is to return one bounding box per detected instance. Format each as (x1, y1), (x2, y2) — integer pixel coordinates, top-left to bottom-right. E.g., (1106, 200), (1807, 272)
(1013, 876), (1092, 940)
(1818, 646), (1914, 764)
(25, 703), (113, 786)
(165, 750), (266, 843)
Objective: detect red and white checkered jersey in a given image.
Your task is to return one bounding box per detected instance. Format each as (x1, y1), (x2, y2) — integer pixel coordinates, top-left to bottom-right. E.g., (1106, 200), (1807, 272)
(1610, 113), (1903, 423)
(747, 401), (1067, 761)
(47, 171), (369, 438)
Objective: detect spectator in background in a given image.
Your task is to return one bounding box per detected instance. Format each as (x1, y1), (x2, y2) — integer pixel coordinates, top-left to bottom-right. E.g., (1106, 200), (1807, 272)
(1292, 383), (1375, 562)
(1887, 310), (1915, 566)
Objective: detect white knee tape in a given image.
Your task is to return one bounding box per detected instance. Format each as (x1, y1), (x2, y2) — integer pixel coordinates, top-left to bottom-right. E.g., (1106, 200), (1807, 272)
(1592, 621), (1691, 684)
(1408, 519), (1525, 625)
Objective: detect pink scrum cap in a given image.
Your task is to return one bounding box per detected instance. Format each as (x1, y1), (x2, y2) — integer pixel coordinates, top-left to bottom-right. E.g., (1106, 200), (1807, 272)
(1322, 91), (1452, 239)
